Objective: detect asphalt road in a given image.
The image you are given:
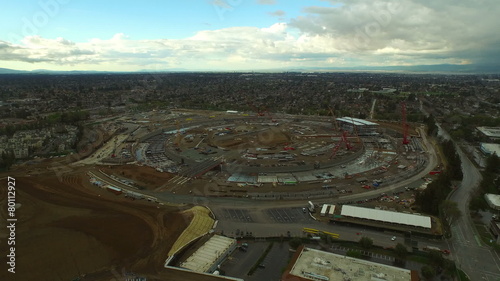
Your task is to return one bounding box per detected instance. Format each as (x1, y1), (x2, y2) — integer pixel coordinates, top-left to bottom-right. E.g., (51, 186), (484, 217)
(445, 136), (500, 280)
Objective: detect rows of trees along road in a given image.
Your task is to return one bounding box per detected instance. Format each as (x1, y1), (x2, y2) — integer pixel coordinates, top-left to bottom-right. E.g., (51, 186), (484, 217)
(416, 114), (463, 217)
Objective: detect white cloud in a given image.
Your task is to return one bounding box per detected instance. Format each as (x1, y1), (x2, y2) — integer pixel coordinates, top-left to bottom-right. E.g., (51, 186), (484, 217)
(290, 0), (500, 64)
(1, 0), (498, 71)
(257, 0), (276, 5)
(1, 22), (353, 71)
(268, 10), (286, 17)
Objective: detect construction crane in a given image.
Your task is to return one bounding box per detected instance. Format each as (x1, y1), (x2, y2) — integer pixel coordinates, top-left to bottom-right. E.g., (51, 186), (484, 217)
(401, 102), (410, 145)
(263, 107), (277, 123)
(330, 131), (353, 159)
(246, 99), (265, 117)
(342, 130), (353, 150)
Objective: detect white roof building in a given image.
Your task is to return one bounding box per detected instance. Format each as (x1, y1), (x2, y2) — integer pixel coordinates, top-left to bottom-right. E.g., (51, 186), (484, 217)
(480, 143), (500, 156)
(485, 194), (500, 210)
(336, 117), (379, 126)
(180, 235), (237, 273)
(283, 247), (416, 281)
(336, 117), (379, 136)
(477, 127), (500, 140)
(341, 205), (432, 229)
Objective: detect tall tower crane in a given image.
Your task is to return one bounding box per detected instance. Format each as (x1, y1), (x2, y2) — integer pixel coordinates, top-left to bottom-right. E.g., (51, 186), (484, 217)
(401, 102), (410, 145)
(246, 99), (265, 117)
(330, 131), (353, 159)
(264, 109), (277, 123)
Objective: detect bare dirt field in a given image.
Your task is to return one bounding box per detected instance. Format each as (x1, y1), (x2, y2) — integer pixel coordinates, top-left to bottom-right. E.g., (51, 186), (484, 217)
(99, 165), (175, 190)
(214, 127), (291, 149)
(0, 169), (189, 281)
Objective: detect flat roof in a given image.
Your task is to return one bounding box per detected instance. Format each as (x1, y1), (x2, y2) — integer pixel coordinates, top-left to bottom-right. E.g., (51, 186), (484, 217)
(477, 127), (500, 138)
(258, 175), (278, 183)
(320, 204), (329, 215)
(337, 117), (379, 126)
(328, 205), (336, 215)
(288, 247), (412, 281)
(341, 205), (432, 229)
(180, 235), (236, 273)
(227, 173), (257, 183)
(480, 143), (500, 156)
(485, 194), (500, 210)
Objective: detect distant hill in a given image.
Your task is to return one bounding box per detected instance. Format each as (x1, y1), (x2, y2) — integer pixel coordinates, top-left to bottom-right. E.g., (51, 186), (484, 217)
(0, 64), (498, 75)
(0, 68), (28, 74)
(283, 64), (500, 74)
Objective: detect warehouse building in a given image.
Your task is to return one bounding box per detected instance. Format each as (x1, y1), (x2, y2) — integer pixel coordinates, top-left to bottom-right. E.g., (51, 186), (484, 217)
(336, 117), (379, 136)
(179, 235), (237, 274)
(485, 194), (500, 211)
(479, 143), (500, 156)
(340, 205), (432, 230)
(281, 246), (419, 281)
(477, 127), (500, 141)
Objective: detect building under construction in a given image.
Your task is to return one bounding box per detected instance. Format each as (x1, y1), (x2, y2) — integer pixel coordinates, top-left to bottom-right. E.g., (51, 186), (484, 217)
(336, 117), (379, 136)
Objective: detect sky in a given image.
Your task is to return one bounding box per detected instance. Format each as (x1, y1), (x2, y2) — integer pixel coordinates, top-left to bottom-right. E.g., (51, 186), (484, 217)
(0, 0), (499, 72)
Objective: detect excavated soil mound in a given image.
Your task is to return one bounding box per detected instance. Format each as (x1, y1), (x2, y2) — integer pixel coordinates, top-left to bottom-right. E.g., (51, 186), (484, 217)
(0, 171), (189, 281)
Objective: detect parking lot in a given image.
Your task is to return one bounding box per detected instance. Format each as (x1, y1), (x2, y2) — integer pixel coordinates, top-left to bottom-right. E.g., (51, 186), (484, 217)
(143, 134), (176, 168)
(220, 241), (292, 281)
(266, 207), (310, 223)
(216, 208), (254, 223)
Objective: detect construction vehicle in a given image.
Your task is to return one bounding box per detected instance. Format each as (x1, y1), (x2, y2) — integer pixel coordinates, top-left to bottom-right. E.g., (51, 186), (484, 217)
(307, 201), (315, 213)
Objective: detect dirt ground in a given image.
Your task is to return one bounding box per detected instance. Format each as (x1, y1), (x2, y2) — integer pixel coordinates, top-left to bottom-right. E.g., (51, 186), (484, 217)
(99, 165), (175, 190)
(0, 168), (189, 281)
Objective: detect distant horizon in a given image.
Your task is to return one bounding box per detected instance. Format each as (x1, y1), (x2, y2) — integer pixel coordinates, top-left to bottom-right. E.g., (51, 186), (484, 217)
(1, 1), (499, 72)
(1, 63), (499, 75)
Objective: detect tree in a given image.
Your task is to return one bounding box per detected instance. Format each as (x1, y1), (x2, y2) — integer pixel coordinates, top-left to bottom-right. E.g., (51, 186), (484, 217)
(440, 200), (462, 225)
(346, 250), (362, 259)
(394, 243), (408, 261)
(424, 114), (438, 136)
(415, 172), (453, 215)
(428, 249), (444, 267)
(421, 265), (436, 280)
(469, 195), (488, 213)
(485, 153), (500, 175)
(289, 238), (303, 250)
(359, 237), (373, 249)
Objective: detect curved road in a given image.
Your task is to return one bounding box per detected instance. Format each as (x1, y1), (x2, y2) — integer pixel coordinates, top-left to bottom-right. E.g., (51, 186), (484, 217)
(439, 126), (500, 281)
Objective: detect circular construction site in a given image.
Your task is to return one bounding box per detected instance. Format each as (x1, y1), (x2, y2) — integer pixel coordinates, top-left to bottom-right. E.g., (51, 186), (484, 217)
(121, 111), (427, 198)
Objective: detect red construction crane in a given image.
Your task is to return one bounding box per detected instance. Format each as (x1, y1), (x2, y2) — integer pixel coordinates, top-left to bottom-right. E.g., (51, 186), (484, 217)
(263, 107), (277, 123)
(248, 102), (265, 116)
(401, 102), (410, 145)
(342, 130), (353, 150)
(330, 131), (353, 159)
(245, 97), (266, 117)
